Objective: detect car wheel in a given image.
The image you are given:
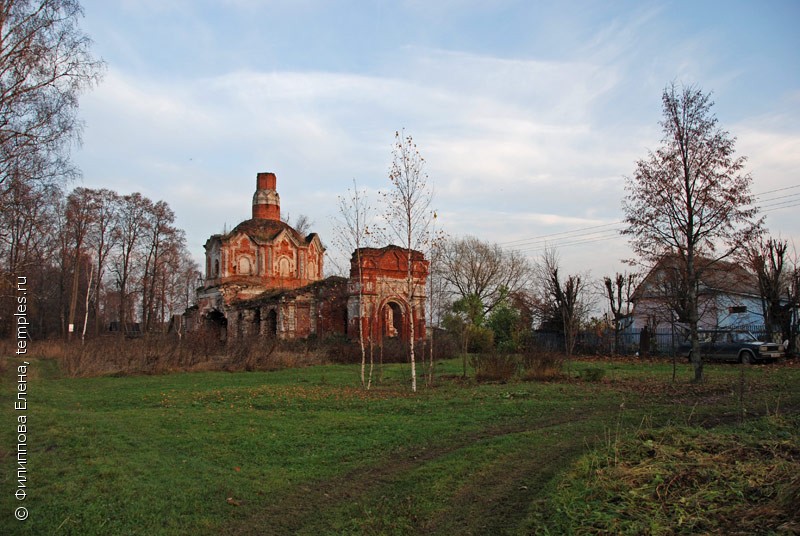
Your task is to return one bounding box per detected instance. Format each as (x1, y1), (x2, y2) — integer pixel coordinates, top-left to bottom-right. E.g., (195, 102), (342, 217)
(740, 351), (753, 365)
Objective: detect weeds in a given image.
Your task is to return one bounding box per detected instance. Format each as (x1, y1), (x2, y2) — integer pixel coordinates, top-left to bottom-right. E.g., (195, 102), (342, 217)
(51, 332), (342, 377)
(537, 413), (800, 535)
(521, 350), (566, 381)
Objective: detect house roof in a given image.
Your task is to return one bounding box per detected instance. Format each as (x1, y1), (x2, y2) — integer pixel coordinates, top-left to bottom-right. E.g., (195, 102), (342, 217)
(634, 254), (759, 301)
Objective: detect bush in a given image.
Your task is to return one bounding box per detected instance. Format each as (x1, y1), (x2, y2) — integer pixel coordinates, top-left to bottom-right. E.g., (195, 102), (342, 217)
(466, 325), (495, 354)
(520, 350), (565, 381)
(324, 335), (361, 364)
(470, 351), (518, 382)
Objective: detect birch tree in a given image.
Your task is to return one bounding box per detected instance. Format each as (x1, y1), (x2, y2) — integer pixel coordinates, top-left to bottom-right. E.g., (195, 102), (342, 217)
(65, 187), (95, 340)
(0, 0), (104, 194)
(333, 179), (377, 388)
(385, 130), (434, 392)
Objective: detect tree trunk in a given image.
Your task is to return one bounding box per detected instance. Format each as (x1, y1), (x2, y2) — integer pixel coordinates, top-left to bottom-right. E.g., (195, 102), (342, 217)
(81, 261), (93, 344)
(688, 266), (703, 382)
(67, 249), (81, 341)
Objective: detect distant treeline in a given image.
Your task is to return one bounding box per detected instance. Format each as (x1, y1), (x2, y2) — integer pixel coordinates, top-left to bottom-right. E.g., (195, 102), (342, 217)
(1, 183), (199, 340)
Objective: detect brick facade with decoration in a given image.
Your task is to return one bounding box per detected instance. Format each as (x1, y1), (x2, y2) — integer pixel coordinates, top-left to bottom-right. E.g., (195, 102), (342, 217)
(187, 172), (427, 343)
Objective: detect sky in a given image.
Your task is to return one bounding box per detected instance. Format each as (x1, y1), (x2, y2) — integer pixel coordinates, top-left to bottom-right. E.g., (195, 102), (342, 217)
(73, 0), (800, 281)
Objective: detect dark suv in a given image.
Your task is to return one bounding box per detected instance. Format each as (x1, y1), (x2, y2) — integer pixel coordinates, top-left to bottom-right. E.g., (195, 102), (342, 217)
(681, 330), (783, 364)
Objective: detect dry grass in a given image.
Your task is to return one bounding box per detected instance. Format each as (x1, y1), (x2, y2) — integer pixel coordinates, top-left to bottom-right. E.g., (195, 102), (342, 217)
(470, 352), (519, 382)
(42, 331), (340, 377)
(521, 350), (567, 381)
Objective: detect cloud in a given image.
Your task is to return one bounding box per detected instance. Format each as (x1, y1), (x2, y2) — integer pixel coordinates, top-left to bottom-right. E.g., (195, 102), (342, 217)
(74, 31), (799, 278)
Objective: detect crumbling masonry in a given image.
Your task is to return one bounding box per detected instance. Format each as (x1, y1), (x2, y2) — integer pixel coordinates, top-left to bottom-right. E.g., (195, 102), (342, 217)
(186, 172), (428, 344)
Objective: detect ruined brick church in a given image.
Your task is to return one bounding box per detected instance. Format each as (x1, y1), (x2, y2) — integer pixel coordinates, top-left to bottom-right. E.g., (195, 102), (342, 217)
(187, 172), (428, 343)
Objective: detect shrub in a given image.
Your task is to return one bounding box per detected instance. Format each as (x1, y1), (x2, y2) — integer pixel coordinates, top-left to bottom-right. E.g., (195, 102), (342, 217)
(470, 351), (518, 382)
(466, 325), (494, 354)
(324, 335), (361, 364)
(520, 350), (565, 381)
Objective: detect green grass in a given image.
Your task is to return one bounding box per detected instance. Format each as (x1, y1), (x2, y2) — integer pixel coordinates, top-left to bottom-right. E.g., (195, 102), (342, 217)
(1, 355), (798, 535)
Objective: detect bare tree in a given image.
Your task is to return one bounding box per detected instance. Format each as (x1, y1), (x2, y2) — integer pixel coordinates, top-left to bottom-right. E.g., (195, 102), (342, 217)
(425, 212), (445, 386)
(151, 231), (194, 328)
(283, 213), (314, 236)
(141, 200), (180, 332)
(0, 0), (104, 194)
(602, 272), (638, 355)
(744, 238), (796, 345)
(534, 248), (587, 356)
(788, 262), (800, 356)
(622, 83), (762, 382)
(85, 189), (118, 334)
(0, 178), (59, 277)
(440, 236), (532, 315)
(385, 130), (434, 393)
(332, 179), (376, 389)
(0, 177), (60, 336)
(112, 193), (150, 333)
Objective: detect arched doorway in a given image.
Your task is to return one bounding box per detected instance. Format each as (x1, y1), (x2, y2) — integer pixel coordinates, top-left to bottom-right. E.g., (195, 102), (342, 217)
(236, 312), (244, 338)
(266, 309), (278, 338)
(252, 308), (261, 335)
(381, 301), (406, 341)
(206, 309), (227, 341)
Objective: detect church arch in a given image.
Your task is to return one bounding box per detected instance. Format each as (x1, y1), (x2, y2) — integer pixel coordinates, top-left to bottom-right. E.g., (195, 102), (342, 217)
(378, 298), (409, 341)
(278, 256), (292, 277)
(239, 256), (252, 275)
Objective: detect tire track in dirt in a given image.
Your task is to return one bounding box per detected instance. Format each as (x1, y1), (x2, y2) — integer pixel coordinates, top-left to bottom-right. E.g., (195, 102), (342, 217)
(419, 426), (592, 535)
(219, 412), (603, 535)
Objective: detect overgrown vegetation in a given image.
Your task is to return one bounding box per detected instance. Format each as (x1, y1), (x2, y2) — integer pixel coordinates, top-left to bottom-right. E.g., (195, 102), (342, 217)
(530, 414), (800, 534)
(41, 334), (337, 377)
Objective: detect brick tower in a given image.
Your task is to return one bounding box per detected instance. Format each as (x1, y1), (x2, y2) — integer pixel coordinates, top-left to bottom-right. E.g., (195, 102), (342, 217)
(252, 172), (280, 220)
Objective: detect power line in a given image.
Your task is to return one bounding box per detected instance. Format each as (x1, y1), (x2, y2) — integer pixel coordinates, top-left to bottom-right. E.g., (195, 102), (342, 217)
(494, 183), (799, 253)
(512, 233), (625, 254)
(763, 200), (800, 214)
(497, 221), (623, 246)
(755, 192), (800, 206)
(754, 184), (800, 197)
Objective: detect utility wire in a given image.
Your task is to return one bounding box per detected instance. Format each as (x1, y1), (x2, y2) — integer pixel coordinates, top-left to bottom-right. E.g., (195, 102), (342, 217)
(495, 183), (799, 253)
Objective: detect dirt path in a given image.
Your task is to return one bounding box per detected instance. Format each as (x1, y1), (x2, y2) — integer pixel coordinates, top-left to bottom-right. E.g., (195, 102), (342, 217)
(418, 426), (591, 535)
(220, 413), (603, 535)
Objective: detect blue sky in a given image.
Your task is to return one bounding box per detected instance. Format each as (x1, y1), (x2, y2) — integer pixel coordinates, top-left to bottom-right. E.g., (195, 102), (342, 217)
(74, 0), (800, 278)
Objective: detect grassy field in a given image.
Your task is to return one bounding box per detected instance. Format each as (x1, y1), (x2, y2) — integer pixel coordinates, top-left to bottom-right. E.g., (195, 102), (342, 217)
(1, 354), (798, 535)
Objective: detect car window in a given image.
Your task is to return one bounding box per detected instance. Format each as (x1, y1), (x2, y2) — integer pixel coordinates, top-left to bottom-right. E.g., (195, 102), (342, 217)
(731, 331), (755, 342)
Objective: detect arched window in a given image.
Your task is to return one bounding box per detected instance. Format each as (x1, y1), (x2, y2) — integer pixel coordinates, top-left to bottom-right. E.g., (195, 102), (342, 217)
(278, 256), (292, 277)
(239, 256), (252, 275)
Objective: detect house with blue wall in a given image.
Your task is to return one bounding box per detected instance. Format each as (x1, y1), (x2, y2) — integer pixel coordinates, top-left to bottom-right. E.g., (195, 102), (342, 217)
(630, 255), (766, 333)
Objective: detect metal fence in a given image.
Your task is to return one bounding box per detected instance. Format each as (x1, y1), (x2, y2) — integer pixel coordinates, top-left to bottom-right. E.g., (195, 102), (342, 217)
(532, 324), (775, 357)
